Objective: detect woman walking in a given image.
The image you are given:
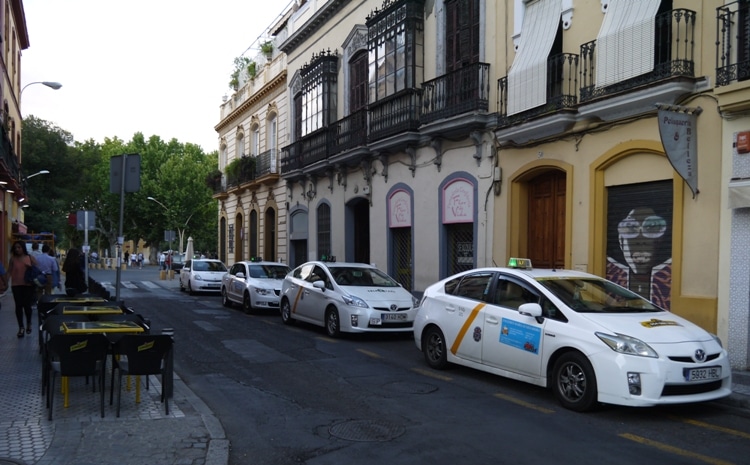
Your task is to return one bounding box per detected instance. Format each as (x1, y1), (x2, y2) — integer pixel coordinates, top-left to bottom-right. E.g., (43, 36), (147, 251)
(62, 248), (87, 296)
(8, 241), (37, 337)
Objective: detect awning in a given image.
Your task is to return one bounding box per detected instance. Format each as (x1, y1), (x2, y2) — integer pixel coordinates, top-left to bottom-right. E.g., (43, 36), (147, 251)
(729, 179), (750, 209)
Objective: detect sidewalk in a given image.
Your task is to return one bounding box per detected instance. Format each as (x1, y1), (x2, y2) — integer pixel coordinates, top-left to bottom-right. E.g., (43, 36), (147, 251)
(0, 272), (228, 465)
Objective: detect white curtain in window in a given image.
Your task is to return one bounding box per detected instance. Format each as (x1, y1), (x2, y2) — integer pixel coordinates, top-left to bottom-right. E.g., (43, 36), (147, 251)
(507, 0), (562, 116)
(595, 0), (660, 88)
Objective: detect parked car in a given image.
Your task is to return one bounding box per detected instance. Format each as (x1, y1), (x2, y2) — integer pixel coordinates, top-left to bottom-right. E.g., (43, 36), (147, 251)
(280, 260), (419, 337)
(162, 251), (185, 273)
(221, 261), (291, 313)
(413, 258), (732, 412)
(179, 259), (227, 295)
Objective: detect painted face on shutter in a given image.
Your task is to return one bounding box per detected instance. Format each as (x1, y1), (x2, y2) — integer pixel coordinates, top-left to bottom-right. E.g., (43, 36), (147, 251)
(617, 207), (667, 274)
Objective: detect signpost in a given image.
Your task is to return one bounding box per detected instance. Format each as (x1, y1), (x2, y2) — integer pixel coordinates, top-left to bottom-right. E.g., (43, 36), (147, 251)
(110, 153), (141, 300)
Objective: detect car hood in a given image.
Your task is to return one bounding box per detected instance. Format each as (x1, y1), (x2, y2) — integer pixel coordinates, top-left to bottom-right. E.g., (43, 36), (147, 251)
(253, 278), (285, 290)
(194, 271), (225, 279)
(582, 311), (714, 344)
(340, 286), (414, 304)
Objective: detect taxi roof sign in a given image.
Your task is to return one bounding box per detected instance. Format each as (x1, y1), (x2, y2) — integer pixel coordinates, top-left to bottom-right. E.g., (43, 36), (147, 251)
(508, 257), (532, 269)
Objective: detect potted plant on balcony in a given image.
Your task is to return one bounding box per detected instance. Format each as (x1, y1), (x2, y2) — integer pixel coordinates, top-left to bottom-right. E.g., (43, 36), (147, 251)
(260, 40), (273, 60)
(229, 56), (251, 91)
(247, 60), (258, 80)
(205, 169), (223, 191)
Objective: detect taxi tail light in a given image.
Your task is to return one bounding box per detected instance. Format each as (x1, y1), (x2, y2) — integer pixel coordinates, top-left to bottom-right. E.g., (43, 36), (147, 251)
(627, 372), (642, 395)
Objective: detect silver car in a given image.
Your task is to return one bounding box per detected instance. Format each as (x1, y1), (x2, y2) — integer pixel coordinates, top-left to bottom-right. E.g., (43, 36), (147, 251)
(221, 261), (291, 313)
(179, 259), (227, 295)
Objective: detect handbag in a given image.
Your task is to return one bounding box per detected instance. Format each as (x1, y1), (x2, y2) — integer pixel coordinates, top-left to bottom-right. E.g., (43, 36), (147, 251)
(24, 265), (47, 287)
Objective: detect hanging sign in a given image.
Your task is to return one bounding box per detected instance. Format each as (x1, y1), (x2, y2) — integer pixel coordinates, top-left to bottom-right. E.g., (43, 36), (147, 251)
(656, 104), (701, 198)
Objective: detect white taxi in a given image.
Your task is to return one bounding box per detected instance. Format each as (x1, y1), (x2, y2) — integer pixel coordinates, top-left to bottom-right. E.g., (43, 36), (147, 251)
(280, 260), (419, 337)
(413, 259), (731, 412)
(221, 261), (290, 313)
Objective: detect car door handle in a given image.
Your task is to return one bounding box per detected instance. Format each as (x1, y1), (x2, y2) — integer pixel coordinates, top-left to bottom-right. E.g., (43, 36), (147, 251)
(445, 305), (457, 313)
(486, 317), (499, 325)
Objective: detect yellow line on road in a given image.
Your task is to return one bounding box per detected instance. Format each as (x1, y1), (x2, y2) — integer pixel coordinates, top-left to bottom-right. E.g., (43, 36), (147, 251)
(412, 367), (453, 381)
(619, 433), (734, 465)
(315, 336), (338, 343)
(667, 415), (750, 439)
(493, 392), (555, 414)
(357, 349), (381, 358)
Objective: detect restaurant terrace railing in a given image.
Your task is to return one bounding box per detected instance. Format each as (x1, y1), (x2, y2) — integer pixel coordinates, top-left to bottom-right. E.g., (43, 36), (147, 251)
(716, 1), (750, 86)
(580, 8), (695, 102)
(421, 62), (490, 124)
(497, 53), (579, 127)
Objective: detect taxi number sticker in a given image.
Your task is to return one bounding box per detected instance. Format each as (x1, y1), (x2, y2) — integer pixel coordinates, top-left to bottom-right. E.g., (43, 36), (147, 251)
(683, 366), (721, 382)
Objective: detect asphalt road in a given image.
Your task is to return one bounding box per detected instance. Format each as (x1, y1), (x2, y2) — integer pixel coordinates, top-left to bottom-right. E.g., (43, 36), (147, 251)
(96, 267), (750, 465)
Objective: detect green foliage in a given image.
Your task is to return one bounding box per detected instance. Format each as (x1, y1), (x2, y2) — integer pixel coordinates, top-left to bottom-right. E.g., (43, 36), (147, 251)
(229, 56), (251, 90)
(21, 118), (219, 257)
(260, 40), (273, 55)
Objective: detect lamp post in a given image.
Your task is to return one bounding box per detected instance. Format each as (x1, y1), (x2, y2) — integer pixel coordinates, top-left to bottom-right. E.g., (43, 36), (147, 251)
(23, 169), (50, 181)
(147, 196), (195, 255)
(20, 81), (62, 96)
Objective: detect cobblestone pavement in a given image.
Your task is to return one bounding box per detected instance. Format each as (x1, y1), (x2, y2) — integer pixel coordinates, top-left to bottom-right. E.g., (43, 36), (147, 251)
(0, 277), (228, 465)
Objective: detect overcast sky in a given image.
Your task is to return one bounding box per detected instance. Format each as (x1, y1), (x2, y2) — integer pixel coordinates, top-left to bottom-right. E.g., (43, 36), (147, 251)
(21, 0), (287, 152)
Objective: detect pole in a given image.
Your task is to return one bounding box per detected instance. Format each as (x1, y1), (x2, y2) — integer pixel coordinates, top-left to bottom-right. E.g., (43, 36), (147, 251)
(83, 213), (89, 288)
(115, 154), (126, 301)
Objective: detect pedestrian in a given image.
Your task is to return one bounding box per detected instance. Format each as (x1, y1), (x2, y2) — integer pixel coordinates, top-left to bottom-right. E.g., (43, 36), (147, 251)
(138, 252), (144, 269)
(48, 246), (62, 293)
(159, 251), (166, 270)
(8, 240), (37, 337)
(30, 242), (42, 258)
(35, 244), (58, 296)
(62, 248), (88, 297)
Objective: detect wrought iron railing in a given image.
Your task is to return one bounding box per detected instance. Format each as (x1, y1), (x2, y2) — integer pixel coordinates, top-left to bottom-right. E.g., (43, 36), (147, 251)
(330, 109), (368, 155)
(497, 53), (579, 126)
(280, 127), (329, 172)
(368, 88), (422, 142)
(580, 8), (695, 101)
(255, 149), (278, 177)
(421, 62), (490, 124)
(717, 1), (750, 86)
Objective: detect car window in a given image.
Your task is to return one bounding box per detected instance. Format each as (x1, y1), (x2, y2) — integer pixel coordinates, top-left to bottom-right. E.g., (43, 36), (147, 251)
(205, 261), (227, 272)
(230, 263), (243, 276)
(192, 261), (205, 271)
(329, 267), (398, 287)
(295, 264), (313, 280)
(184, 260), (192, 270)
(309, 266), (333, 290)
(493, 278), (538, 310)
(452, 272), (494, 302)
(537, 277), (661, 313)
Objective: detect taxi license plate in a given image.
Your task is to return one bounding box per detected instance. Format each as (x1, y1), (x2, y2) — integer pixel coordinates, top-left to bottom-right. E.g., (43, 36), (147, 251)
(683, 366), (721, 382)
(382, 313), (406, 321)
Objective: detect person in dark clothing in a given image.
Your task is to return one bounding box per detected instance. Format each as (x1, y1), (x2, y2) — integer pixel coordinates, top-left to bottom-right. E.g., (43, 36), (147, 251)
(62, 248), (87, 296)
(8, 241), (37, 337)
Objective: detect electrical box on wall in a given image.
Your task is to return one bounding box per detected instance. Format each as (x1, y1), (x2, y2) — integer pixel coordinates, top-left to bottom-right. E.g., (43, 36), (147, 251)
(737, 131), (750, 154)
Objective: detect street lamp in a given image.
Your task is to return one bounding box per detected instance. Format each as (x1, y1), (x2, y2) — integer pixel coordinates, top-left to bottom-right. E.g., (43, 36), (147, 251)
(20, 81), (63, 96)
(23, 169), (50, 181)
(147, 196), (195, 255)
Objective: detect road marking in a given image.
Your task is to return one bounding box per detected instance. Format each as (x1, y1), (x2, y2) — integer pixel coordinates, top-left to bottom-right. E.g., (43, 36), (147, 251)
(140, 281), (160, 288)
(412, 367), (452, 381)
(619, 433), (734, 465)
(357, 349), (381, 359)
(315, 336), (339, 343)
(493, 392), (555, 414)
(667, 415), (750, 439)
(121, 281), (137, 289)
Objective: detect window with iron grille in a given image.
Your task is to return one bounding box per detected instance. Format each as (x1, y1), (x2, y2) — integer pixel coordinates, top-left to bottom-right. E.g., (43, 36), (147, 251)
(391, 227), (412, 291)
(350, 50), (369, 112)
(317, 203), (331, 259)
(298, 52), (338, 138)
(366, 0), (424, 102)
(445, 0), (479, 71)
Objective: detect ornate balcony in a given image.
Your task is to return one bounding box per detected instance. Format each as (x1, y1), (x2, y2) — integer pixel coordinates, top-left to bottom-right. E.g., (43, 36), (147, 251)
(368, 88), (422, 142)
(421, 62), (490, 124)
(580, 8), (696, 102)
(330, 109), (368, 155)
(717, 1), (750, 86)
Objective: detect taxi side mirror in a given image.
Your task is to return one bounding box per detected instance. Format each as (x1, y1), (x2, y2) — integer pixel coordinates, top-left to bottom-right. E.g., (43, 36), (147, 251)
(519, 303), (542, 319)
(236, 272), (245, 279)
(312, 280), (326, 291)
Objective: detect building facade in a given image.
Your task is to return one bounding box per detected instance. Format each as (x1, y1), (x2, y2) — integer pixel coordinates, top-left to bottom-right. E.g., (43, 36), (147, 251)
(216, 0), (750, 369)
(0, 0), (29, 264)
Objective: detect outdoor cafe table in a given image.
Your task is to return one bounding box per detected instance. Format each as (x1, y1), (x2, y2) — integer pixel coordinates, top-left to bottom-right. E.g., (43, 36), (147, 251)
(61, 305), (124, 315)
(62, 321), (145, 334)
(38, 295), (108, 314)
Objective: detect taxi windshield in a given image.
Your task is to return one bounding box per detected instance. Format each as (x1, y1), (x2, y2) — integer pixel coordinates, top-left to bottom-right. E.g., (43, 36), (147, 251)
(537, 278), (661, 313)
(330, 267), (399, 287)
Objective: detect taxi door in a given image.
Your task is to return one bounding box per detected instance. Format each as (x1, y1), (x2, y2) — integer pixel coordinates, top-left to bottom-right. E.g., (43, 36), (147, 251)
(300, 265), (335, 323)
(481, 276), (545, 378)
(227, 263), (246, 302)
(441, 271), (497, 364)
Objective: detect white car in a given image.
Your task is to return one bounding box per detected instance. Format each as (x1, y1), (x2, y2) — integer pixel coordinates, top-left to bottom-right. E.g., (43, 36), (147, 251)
(179, 259), (228, 295)
(280, 260), (420, 337)
(221, 261), (291, 313)
(414, 258), (732, 412)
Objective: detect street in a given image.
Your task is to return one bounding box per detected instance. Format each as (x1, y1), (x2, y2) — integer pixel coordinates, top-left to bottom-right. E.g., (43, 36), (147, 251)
(97, 267), (750, 465)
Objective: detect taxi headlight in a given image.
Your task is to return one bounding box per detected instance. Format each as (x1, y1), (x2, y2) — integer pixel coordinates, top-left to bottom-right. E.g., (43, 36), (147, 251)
(595, 332), (658, 358)
(254, 288), (271, 296)
(412, 296), (420, 308)
(342, 294), (368, 308)
(195, 275), (203, 281)
(710, 333), (723, 348)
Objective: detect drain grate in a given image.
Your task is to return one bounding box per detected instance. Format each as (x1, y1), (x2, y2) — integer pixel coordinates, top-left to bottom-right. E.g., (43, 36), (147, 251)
(329, 420), (405, 442)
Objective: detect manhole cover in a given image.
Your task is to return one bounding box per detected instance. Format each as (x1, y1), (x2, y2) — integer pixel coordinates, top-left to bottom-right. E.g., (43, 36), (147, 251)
(383, 381), (437, 394)
(329, 420), (405, 442)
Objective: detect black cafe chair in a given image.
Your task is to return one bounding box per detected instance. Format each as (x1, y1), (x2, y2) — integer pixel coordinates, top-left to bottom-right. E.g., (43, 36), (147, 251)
(40, 315), (90, 397)
(109, 334), (174, 417)
(46, 333), (110, 420)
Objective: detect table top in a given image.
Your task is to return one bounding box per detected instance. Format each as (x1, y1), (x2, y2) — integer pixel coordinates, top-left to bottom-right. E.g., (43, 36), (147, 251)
(62, 305), (123, 315)
(49, 297), (108, 303)
(62, 321), (145, 334)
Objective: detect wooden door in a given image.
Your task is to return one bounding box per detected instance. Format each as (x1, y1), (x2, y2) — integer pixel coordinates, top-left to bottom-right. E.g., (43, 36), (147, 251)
(527, 171), (566, 268)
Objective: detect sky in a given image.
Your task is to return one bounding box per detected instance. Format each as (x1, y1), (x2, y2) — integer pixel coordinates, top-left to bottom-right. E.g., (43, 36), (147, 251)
(21, 0), (288, 152)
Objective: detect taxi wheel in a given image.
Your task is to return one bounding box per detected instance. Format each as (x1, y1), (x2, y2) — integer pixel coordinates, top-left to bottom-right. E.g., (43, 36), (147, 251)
(280, 299), (295, 325)
(325, 308), (340, 338)
(242, 292), (255, 314)
(188, 282), (195, 296)
(552, 352), (598, 412)
(221, 288), (232, 308)
(422, 326), (448, 369)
